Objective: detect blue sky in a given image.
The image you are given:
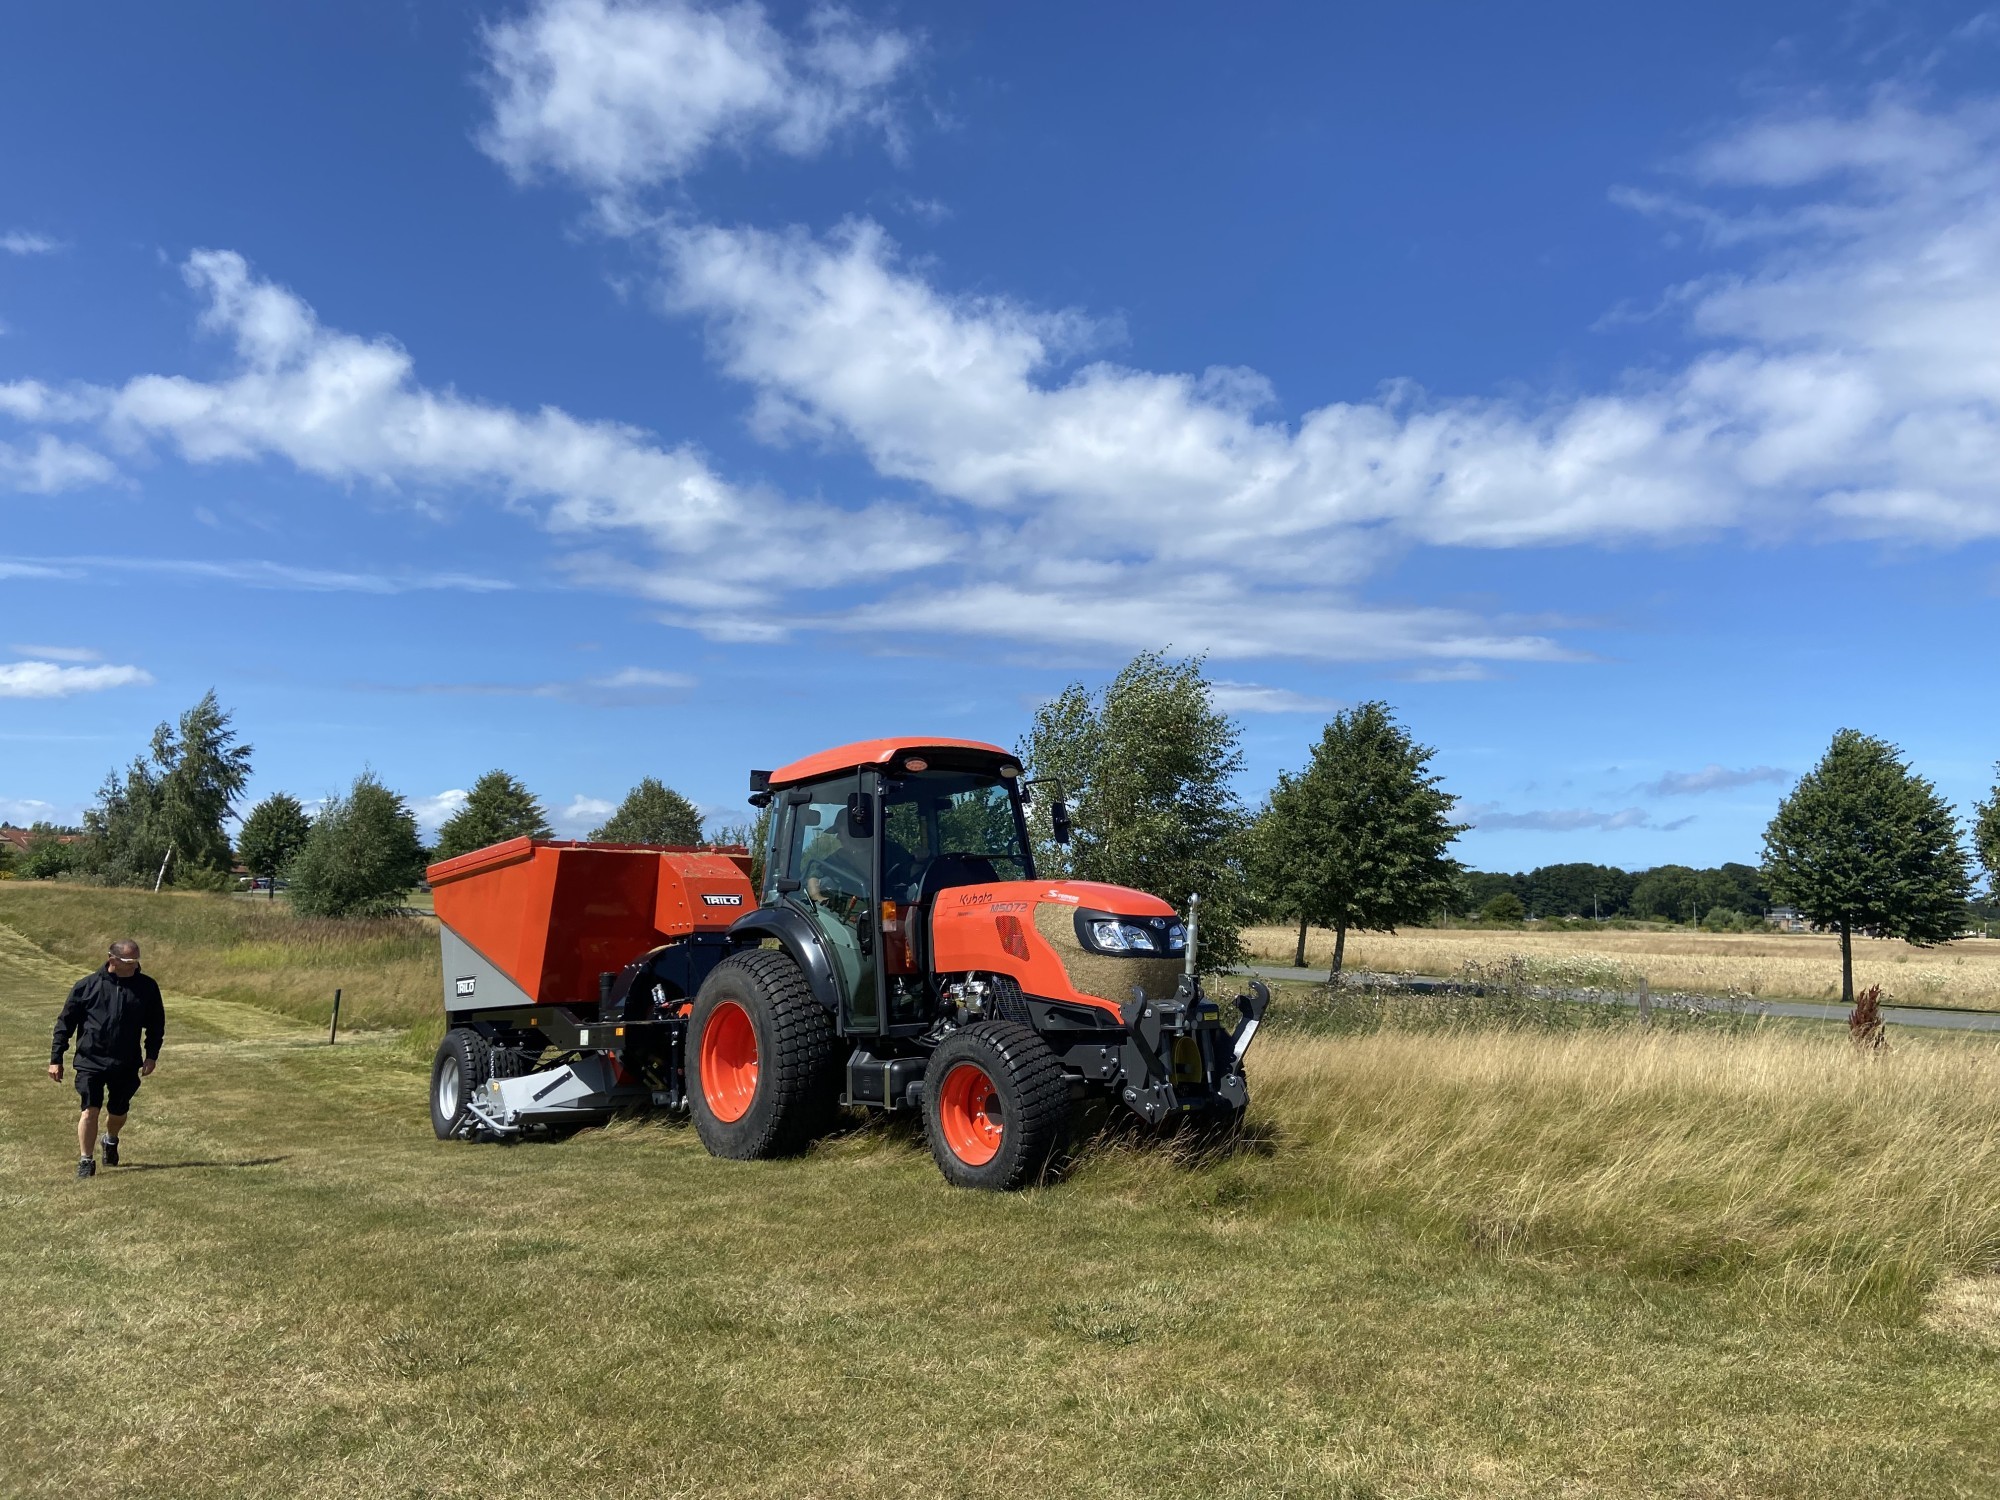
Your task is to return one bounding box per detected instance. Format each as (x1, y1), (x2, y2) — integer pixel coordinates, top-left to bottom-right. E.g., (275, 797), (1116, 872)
(3, 1), (1998, 871)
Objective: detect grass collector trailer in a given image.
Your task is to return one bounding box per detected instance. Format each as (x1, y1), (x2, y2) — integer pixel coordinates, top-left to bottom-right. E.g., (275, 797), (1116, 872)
(426, 735), (1269, 1189)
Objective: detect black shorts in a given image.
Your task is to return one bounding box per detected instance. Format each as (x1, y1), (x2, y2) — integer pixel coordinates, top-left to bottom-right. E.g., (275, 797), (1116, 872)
(75, 1068), (140, 1114)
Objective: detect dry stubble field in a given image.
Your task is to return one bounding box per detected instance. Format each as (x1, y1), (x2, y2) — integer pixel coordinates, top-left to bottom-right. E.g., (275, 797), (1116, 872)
(1245, 923), (2000, 1009)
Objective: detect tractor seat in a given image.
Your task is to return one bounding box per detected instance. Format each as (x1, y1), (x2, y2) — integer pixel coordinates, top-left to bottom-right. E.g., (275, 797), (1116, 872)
(915, 853), (1002, 905)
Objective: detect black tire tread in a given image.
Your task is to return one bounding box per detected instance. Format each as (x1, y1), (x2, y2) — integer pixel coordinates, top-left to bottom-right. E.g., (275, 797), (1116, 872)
(925, 1020), (1070, 1190)
(691, 949), (837, 1159)
(432, 1027), (492, 1140)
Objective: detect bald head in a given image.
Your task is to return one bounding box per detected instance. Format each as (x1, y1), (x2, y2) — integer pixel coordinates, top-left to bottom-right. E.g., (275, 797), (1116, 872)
(107, 940), (140, 973)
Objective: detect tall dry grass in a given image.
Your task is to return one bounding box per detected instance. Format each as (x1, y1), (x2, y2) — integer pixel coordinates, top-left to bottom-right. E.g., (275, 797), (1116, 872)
(0, 881), (439, 1029)
(1245, 922), (2000, 1008)
(1243, 1025), (2000, 1308)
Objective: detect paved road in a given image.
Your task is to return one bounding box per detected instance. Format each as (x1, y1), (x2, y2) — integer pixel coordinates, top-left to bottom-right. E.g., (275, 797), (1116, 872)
(1234, 964), (2000, 1034)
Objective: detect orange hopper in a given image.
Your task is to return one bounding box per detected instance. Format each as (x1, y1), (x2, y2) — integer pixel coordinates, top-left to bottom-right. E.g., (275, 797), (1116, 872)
(428, 838), (755, 1008)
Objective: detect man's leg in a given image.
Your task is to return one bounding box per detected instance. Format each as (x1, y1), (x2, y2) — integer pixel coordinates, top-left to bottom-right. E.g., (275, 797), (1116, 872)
(77, 1105), (100, 1159)
(101, 1111), (126, 1165)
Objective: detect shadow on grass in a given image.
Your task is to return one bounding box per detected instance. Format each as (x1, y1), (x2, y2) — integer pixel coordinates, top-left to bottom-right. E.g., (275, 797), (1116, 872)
(114, 1155), (291, 1173)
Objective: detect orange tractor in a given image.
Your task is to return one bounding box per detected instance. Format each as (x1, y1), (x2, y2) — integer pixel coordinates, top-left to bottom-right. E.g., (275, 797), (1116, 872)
(426, 736), (1268, 1189)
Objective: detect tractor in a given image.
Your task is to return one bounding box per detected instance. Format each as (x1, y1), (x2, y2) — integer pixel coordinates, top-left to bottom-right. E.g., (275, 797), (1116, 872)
(426, 736), (1268, 1189)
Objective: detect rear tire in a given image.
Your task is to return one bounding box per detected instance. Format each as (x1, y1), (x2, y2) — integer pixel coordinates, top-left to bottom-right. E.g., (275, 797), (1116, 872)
(924, 1022), (1070, 1190)
(431, 1027), (491, 1140)
(688, 950), (837, 1160)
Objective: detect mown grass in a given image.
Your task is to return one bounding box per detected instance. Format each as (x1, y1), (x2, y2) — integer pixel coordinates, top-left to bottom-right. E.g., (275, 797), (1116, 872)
(1245, 922), (2000, 1009)
(0, 880), (439, 1030)
(4, 892), (2000, 1495)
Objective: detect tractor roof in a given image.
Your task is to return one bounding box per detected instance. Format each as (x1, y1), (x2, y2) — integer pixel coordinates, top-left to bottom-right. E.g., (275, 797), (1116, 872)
(766, 737), (1014, 788)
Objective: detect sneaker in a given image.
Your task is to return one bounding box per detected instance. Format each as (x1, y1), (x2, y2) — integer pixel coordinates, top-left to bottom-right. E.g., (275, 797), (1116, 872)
(76, 1157), (95, 1179)
(101, 1139), (119, 1167)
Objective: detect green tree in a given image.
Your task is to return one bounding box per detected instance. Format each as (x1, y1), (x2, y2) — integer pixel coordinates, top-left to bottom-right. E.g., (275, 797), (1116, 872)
(19, 824), (78, 880)
(153, 691), (254, 877)
(83, 755), (167, 886)
(1254, 703), (1465, 978)
(1018, 651), (1249, 968)
(1017, 682), (1098, 881)
(1974, 765), (2000, 901)
(708, 805), (775, 894)
(1762, 729), (1972, 1006)
(1480, 891), (1526, 924)
(590, 776), (703, 845)
(1457, 870), (1524, 916)
(81, 691), (252, 886)
(287, 773), (427, 918)
(433, 770), (553, 862)
(237, 792), (312, 899)
(1523, 862), (1632, 919)
(1630, 865), (1706, 924)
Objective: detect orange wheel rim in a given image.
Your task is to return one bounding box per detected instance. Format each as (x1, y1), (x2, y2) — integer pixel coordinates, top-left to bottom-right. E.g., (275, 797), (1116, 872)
(701, 1000), (759, 1122)
(938, 1062), (1003, 1166)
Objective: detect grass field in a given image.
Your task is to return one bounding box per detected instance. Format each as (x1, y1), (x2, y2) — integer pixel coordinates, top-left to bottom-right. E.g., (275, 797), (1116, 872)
(6, 889), (2000, 1495)
(0, 882), (440, 1031)
(1246, 923), (2000, 1009)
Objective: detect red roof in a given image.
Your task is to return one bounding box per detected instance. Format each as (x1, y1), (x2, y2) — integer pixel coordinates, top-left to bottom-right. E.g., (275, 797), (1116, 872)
(767, 737), (1013, 788)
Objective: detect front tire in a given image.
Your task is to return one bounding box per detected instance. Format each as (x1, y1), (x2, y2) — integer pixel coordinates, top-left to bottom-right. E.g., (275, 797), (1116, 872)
(431, 1027), (491, 1140)
(688, 950), (837, 1160)
(924, 1022), (1070, 1190)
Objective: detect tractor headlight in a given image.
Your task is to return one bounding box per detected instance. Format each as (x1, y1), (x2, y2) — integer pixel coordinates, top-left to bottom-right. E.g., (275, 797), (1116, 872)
(1077, 911), (1181, 956)
(1089, 919), (1157, 952)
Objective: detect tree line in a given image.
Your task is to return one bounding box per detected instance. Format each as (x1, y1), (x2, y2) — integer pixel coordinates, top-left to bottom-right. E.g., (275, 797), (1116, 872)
(1458, 862), (1772, 927)
(4, 691), (715, 918)
(10, 670), (2000, 1008)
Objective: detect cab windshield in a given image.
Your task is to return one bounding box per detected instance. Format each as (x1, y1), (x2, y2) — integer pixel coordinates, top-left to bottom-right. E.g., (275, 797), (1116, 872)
(881, 769), (1032, 900)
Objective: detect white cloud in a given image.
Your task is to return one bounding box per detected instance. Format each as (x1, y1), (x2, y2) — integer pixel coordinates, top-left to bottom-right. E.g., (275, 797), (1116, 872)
(640, 87), (2000, 645)
(1466, 804), (1694, 833)
(1640, 764), (1789, 796)
(1204, 681), (1344, 715)
(554, 794), (616, 835)
(0, 434), (116, 492)
(409, 789), (469, 836)
(15, 250), (951, 623)
(361, 666), (695, 706)
(478, 0), (915, 193)
(8, 644), (100, 662)
(1402, 663), (1500, 683)
(0, 231), (61, 256)
(0, 660), (153, 698)
(0, 554), (514, 594)
(23, 87), (2000, 670)
(0, 797), (61, 824)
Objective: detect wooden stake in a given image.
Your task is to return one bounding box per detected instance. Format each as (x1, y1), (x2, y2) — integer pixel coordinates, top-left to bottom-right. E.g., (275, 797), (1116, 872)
(328, 988), (342, 1045)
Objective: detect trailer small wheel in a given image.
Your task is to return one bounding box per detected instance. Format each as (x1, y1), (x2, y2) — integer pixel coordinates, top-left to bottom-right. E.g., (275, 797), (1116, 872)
(688, 951), (837, 1159)
(924, 1022), (1070, 1190)
(431, 1027), (492, 1140)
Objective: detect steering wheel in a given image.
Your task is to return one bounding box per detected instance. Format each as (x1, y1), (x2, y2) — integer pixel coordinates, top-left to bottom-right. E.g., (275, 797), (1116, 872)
(915, 852), (1002, 905)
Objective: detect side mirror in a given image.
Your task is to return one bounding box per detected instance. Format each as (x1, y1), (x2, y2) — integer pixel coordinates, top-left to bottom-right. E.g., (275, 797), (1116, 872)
(846, 792), (874, 838)
(1051, 798), (1072, 846)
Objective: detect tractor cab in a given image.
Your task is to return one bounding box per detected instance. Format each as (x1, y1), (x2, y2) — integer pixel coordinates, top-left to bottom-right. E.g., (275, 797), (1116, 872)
(747, 738), (1038, 1037)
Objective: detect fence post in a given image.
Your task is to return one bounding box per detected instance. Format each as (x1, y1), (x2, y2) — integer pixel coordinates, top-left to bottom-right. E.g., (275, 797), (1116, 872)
(1638, 978), (1651, 1030)
(328, 987), (342, 1045)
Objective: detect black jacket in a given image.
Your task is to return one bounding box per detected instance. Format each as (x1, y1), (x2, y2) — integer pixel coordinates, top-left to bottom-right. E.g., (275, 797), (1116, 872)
(51, 967), (165, 1073)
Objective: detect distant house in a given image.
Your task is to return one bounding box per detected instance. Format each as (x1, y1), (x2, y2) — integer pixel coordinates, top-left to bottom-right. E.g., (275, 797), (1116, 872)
(0, 825), (84, 854)
(1767, 905), (1807, 933)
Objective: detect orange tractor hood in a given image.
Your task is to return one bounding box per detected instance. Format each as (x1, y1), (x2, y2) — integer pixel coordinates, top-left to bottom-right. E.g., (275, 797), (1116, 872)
(927, 879), (1185, 1020)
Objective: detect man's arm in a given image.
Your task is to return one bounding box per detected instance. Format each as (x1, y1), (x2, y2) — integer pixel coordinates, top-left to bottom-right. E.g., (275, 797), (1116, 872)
(141, 982), (164, 1074)
(49, 980), (86, 1076)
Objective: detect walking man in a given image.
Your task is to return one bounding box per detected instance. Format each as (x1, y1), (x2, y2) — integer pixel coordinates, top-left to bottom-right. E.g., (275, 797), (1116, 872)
(48, 939), (164, 1179)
